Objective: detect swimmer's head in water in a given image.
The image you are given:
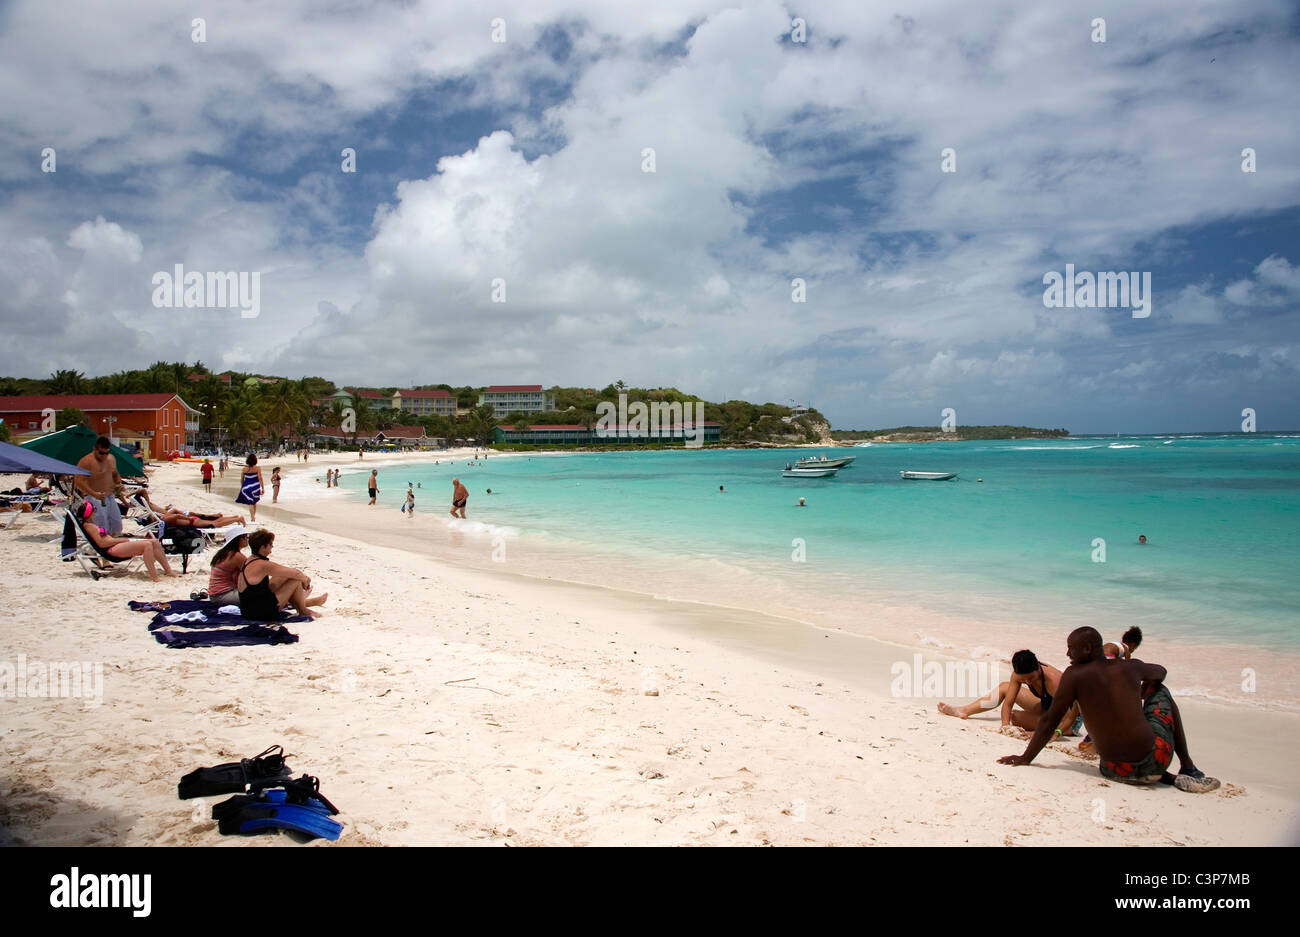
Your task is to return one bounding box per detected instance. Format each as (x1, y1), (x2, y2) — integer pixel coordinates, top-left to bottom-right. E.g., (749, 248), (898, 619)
(1138, 534), (1147, 543)
(1011, 649), (1039, 675)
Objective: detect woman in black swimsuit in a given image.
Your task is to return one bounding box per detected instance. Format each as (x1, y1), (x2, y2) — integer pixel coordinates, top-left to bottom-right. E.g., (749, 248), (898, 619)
(937, 649), (1081, 736)
(237, 530), (328, 620)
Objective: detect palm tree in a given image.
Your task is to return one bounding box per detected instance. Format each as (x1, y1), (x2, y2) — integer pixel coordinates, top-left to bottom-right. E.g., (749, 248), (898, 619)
(349, 393), (376, 447)
(262, 381), (309, 440)
(48, 369), (86, 394)
(220, 387), (265, 447)
(195, 374), (229, 432)
(469, 403), (499, 446)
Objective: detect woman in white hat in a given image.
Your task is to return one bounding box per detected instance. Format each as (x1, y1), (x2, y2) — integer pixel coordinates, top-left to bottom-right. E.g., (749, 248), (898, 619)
(206, 525), (250, 605)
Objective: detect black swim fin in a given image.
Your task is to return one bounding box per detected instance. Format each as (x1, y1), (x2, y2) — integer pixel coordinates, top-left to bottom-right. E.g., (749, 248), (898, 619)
(178, 745), (292, 799)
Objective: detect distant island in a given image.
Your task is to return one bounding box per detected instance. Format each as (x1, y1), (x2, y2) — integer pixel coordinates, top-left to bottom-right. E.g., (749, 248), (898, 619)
(832, 426), (1069, 442)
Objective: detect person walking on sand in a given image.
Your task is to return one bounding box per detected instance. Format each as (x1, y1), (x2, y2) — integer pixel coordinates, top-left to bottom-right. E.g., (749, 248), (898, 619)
(200, 458), (214, 493)
(368, 470), (379, 505)
(405, 487), (415, 517)
(235, 454), (265, 522)
(218, 456), (226, 479)
(999, 626), (1220, 793)
(450, 478), (468, 518)
(271, 466), (281, 503)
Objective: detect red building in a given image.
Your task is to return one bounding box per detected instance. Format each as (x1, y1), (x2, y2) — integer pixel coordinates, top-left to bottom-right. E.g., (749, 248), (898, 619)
(0, 393), (201, 457)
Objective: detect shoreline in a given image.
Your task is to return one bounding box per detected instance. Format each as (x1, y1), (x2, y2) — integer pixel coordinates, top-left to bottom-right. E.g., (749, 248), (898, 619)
(1, 451), (1296, 845)
(276, 450), (1300, 714)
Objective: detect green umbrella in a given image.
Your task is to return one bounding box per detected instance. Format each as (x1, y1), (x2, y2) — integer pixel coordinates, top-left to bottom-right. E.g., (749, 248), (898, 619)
(21, 424), (146, 478)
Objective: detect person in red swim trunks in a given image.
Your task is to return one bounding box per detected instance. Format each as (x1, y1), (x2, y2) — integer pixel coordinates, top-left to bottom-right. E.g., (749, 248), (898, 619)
(998, 626), (1220, 793)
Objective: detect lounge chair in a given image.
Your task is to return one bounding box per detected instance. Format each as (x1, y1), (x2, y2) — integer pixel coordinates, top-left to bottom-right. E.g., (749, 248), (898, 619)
(58, 508), (143, 580)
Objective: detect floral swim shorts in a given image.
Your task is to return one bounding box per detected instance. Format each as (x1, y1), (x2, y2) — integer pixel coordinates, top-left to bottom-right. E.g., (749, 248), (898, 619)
(1099, 684), (1175, 785)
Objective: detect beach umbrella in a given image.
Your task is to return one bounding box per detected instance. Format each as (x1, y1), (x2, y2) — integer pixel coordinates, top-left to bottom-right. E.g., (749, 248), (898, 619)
(21, 424), (146, 477)
(0, 439), (91, 476)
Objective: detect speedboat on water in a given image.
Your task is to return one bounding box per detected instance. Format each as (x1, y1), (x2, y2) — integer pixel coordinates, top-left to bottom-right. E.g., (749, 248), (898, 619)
(783, 464), (840, 478)
(899, 470), (958, 480)
(793, 454), (856, 469)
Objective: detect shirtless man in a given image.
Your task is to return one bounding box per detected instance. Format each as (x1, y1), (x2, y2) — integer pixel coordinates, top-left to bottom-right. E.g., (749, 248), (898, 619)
(76, 436), (124, 536)
(998, 626), (1219, 793)
(938, 650), (1081, 736)
(450, 478), (468, 518)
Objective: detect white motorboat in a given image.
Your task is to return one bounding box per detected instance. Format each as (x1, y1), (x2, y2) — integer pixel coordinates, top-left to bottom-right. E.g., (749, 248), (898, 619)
(899, 470), (958, 480)
(793, 454), (856, 469)
(783, 465), (840, 478)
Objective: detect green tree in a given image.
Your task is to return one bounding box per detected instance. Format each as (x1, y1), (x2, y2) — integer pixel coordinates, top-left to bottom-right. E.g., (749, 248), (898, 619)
(56, 407), (88, 430)
(48, 369), (86, 394)
(261, 381), (309, 440)
(469, 403), (498, 446)
(0, 421), (12, 443)
(194, 374), (229, 432)
(220, 387), (265, 446)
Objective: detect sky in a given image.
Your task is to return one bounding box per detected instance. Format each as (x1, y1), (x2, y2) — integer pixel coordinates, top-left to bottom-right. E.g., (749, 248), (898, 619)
(1, 0), (1297, 433)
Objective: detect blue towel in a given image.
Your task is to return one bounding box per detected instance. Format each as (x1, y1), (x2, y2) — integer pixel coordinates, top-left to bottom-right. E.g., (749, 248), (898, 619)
(129, 599), (306, 648)
(235, 473), (262, 505)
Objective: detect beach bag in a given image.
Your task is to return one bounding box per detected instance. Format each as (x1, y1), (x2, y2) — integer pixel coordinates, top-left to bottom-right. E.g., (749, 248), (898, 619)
(162, 526), (206, 555)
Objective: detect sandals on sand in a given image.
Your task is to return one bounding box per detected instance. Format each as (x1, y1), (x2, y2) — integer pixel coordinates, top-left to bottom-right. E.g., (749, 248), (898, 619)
(1173, 768), (1221, 793)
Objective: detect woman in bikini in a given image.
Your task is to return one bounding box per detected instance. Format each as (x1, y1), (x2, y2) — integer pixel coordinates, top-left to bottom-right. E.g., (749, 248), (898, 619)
(237, 530), (328, 620)
(78, 501), (178, 581)
(271, 467), (281, 503)
(938, 649), (1082, 737)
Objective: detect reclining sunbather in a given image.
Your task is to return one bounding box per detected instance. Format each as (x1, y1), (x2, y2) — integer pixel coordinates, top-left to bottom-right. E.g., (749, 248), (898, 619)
(78, 500), (179, 581)
(161, 508), (245, 528)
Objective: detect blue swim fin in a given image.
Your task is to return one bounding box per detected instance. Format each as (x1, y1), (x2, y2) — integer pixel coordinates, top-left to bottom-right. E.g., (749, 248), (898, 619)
(217, 801), (343, 841)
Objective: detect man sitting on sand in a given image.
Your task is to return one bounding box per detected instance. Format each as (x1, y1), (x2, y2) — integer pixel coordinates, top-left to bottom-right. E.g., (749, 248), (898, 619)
(938, 650), (1082, 737)
(997, 626), (1220, 793)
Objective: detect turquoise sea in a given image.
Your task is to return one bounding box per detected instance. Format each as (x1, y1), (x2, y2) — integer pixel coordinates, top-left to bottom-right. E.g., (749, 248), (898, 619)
(342, 434), (1300, 703)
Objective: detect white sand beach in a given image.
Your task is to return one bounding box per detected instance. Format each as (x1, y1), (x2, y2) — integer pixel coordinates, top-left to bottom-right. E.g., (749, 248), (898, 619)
(2, 451), (1297, 846)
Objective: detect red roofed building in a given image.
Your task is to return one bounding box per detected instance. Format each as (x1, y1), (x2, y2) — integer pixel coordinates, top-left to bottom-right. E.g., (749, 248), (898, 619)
(0, 393), (201, 456)
(478, 385), (555, 417)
